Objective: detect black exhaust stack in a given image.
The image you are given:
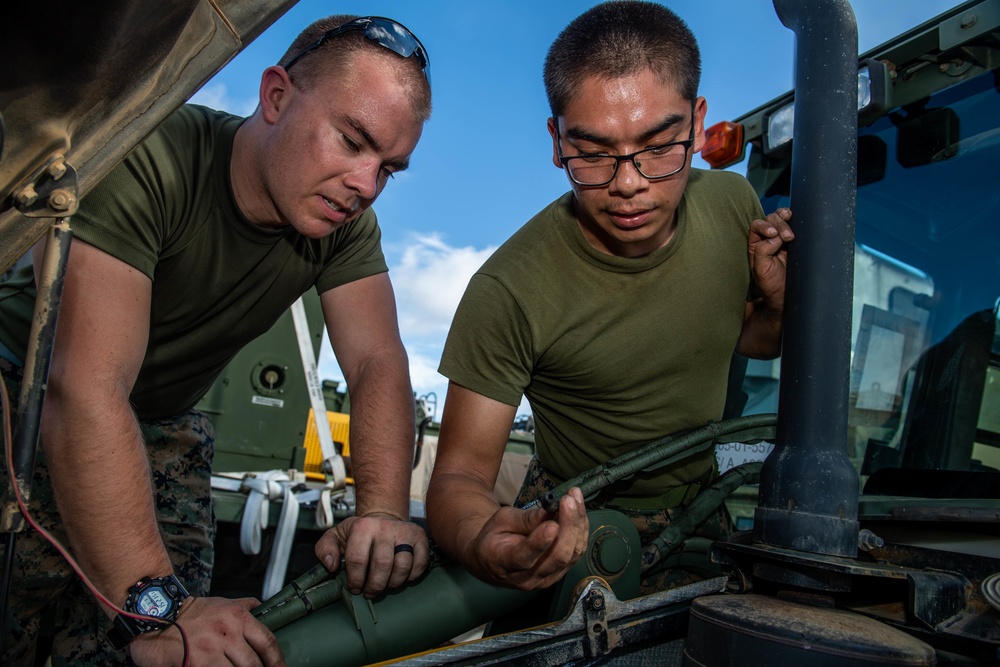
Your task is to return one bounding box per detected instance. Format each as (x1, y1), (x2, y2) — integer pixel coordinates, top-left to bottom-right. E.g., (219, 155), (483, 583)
(684, 4), (944, 664)
(752, 0), (860, 563)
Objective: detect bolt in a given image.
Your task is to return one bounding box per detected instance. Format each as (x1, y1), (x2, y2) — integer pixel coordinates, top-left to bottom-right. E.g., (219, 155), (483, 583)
(587, 591), (604, 611)
(47, 158), (67, 180)
(858, 528), (885, 552)
(48, 189), (74, 212)
(15, 185), (38, 208)
(961, 13), (977, 29)
(940, 62), (950, 73)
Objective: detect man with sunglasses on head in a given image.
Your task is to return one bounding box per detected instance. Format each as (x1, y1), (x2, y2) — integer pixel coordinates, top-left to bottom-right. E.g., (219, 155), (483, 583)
(0, 14), (430, 666)
(426, 1), (793, 595)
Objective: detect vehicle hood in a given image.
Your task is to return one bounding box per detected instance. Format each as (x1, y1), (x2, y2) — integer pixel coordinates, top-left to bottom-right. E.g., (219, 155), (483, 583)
(0, 0), (296, 273)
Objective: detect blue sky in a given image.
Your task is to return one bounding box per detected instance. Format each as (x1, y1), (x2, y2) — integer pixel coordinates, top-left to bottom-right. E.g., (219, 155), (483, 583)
(190, 0), (962, 417)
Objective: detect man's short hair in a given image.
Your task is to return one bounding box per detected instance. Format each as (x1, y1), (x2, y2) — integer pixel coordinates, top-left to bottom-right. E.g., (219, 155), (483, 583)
(543, 1), (701, 118)
(278, 14), (431, 121)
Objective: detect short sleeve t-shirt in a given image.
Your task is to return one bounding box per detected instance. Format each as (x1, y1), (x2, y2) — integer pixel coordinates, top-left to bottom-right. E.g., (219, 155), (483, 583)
(0, 105), (388, 419)
(439, 169), (764, 498)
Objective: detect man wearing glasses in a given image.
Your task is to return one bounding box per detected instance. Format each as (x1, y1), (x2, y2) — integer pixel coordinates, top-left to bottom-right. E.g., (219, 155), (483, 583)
(426, 1), (793, 594)
(0, 14), (430, 666)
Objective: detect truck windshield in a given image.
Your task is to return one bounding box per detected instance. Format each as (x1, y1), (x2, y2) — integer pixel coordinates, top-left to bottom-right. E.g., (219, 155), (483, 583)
(751, 69), (1000, 488)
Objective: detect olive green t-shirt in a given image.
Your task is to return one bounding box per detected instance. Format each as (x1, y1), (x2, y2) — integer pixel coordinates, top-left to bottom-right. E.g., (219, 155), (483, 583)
(439, 169), (764, 498)
(0, 105), (387, 420)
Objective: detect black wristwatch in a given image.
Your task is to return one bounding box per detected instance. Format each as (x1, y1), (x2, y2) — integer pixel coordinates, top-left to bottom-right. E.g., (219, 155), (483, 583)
(106, 575), (189, 650)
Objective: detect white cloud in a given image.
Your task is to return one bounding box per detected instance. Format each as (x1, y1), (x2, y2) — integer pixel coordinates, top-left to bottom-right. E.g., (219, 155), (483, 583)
(391, 233), (496, 337)
(392, 234), (496, 417)
(188, 83), (259, 118)
(407, 348), (448, 401)
(315, 233), (501, 421)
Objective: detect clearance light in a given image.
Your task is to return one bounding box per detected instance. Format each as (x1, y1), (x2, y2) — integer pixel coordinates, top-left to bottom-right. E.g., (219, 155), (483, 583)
(764, 102), (795, 154)
(858, 67), (873, 110)
(764, 59), (890, 154)
(702, 121), (745, 168)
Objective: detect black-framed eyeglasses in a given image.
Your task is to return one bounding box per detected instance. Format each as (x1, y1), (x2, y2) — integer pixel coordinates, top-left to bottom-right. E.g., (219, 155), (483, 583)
(558, 103), (696, 187)
(283, 16), (430, 83)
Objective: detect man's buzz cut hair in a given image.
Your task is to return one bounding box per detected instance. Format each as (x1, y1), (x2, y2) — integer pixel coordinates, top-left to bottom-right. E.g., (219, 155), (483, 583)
(278, 14), (431, 122)
(543, 1), (701, 118)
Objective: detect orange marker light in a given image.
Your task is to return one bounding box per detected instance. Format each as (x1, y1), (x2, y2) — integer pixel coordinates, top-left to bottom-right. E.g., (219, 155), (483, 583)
(701, 121), (745, 169)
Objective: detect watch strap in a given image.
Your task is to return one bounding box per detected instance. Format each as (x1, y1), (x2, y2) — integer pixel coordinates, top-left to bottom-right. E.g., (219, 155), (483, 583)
(107, 614), (143, 650)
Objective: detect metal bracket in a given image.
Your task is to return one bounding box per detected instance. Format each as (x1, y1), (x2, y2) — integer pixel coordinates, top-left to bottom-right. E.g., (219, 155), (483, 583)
(582, 587), (612, 658)
(11, 155), (79, 218)
(385, 576), (727, 666)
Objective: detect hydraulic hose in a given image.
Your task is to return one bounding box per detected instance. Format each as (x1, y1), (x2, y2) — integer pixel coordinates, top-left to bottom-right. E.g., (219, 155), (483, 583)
(641, 461), (763, 573)
(254, 562), (340, 631)
(539, 414), (777, 503)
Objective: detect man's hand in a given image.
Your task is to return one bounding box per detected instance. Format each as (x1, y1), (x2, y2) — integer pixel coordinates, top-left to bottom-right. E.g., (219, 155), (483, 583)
(129, 596), (284, 666)
(748, 207), (795, 308)
(469, 487), (589, 591)
(738, 208), (795, 358)
(426, 384), (587, 591)
(314, 514), (430, 598)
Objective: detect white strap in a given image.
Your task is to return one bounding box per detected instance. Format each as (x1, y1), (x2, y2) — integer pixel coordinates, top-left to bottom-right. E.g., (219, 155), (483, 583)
(316, 487), (335, 529)
(290, 297), (341, 474)
(211, 470), (349, 595)
(212, 471), (346, 547)
(237, 470), (289, 556)
(325, 451), (348, 491)
(261, 483), (300, 599)
(210, 474), (244, 493)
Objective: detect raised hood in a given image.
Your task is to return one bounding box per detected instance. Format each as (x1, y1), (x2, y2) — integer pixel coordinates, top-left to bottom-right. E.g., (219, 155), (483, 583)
(0, 0), (297, 274)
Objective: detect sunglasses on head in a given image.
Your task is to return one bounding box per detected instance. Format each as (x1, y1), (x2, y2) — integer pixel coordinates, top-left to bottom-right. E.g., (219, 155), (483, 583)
(283, 16), (430, 84)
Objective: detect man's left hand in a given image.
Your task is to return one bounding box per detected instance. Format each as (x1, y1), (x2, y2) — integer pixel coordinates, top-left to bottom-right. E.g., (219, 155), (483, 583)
(314, 514), (430, 598)
(748, 207), (794, 307)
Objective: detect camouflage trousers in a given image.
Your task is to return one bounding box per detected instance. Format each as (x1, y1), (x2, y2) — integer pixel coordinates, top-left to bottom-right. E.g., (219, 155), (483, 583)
(1, 371), (216, 666)
(514, 456), (730, 596)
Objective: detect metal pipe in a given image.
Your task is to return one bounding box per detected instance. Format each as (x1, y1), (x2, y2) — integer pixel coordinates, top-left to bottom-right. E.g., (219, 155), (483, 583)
(6, 220), (72, 513)
(754, 0), (860, 558)
(0, 218), (72, 647)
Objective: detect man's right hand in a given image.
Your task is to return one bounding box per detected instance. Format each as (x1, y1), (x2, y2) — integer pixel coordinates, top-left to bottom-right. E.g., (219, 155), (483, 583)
(470, 487), (590, 590)
(128, 596), (285, 666)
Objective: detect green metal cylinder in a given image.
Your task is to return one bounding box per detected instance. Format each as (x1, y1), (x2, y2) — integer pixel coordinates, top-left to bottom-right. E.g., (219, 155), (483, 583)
(273, 561), (541, 666)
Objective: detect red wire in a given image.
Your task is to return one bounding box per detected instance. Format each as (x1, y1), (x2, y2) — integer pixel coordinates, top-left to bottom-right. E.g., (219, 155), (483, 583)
(1, 370), (190, 665)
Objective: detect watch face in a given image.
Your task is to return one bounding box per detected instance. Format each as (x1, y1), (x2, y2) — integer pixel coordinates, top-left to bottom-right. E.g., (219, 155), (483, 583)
(137, 588), (171, 617)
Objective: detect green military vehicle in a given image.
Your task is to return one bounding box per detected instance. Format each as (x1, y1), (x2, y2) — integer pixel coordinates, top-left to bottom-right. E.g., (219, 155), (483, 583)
(2, 0), (998, 665)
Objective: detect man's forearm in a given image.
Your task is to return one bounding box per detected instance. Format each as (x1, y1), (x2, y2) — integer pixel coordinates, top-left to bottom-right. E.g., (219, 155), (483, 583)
(425, 472), (500, 576)
(345, 350), (415, 519)
(41, 388), (173, 611)
(737, 299), (784, 359)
